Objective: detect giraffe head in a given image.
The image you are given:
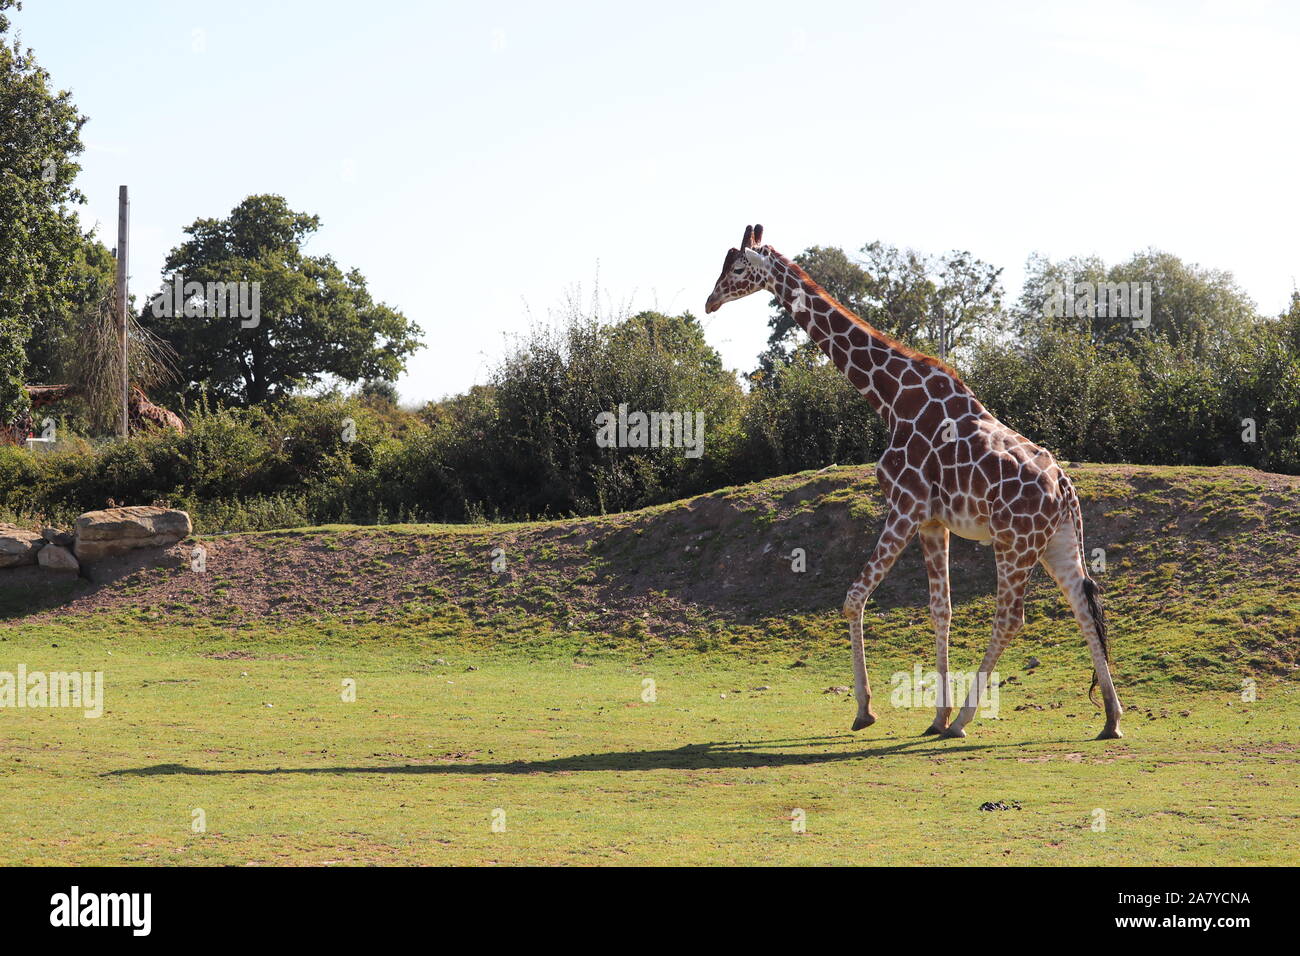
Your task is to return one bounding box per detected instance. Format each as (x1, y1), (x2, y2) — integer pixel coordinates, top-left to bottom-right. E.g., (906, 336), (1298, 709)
(705, 223), (771, 313)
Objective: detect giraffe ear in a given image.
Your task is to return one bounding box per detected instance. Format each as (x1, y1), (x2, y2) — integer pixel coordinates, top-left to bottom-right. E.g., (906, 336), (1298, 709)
(743, 247), (767, 268)
(741, 225), (754, 249)
(752, 224), (763, 246)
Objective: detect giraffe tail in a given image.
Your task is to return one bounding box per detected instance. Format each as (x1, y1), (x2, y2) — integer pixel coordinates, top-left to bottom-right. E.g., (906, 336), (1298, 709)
(1064, 477), (1110, 707)
(1082, 577), (1108, 707)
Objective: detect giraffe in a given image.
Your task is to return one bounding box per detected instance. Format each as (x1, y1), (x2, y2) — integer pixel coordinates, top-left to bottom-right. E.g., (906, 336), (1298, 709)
(128, 385), (186, 434)
(3, 385), (76, 444)
(705, 224), (1122, 739)
(4, 384), (185, 443)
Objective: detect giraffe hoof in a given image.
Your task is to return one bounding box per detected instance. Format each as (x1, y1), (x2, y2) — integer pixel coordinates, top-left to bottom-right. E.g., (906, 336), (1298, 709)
(850, 713), (876, 731)
(921, 723), (947, 736)
(1096, 726), (1123, 740)
(939, 726), (967, 739)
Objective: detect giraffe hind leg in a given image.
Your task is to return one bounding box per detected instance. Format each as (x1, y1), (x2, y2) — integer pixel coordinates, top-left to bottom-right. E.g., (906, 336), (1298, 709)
(943, 543), (1036, 738)
(1040, 523), (1123, 739)
(918, 522), (953, 735)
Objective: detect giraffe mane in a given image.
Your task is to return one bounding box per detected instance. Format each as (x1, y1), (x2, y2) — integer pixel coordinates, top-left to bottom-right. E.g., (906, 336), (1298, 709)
(774, 251), (973, 393)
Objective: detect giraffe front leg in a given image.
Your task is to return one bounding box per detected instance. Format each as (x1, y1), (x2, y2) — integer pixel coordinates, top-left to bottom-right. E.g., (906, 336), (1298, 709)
(943, 545), (1034, 739)
(918, 522), (952, 735)
(844, 510), (920, 732)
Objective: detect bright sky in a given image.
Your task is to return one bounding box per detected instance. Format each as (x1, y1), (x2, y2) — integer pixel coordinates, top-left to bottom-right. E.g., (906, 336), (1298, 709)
(13, 0), (1300, 405)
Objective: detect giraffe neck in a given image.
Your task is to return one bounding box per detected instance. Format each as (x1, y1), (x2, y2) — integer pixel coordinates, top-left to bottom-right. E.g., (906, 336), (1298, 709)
(764, 250), (973, 428)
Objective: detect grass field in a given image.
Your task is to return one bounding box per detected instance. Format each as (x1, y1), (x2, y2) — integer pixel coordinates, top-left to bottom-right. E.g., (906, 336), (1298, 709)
(1, 463), (1296, 865)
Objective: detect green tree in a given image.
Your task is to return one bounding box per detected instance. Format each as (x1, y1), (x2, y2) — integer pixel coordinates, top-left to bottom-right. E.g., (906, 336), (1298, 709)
(484, 308), (742, 515)
(408, 306), (744, 519)
(1011, 249), (1258, 355)
(760, 241), (1001, 380)
(762, 245), (875, 370)
(0, 0), (87, 424)
(1214, 294), (1300, 473)
(24, 235), (114, 382)
(964, 327), (1145, 464)
(928, 249), (1004, 357)
(359, 378), (400, 406)
(738, 348), (888, 478)
(142, 195), (423, 405)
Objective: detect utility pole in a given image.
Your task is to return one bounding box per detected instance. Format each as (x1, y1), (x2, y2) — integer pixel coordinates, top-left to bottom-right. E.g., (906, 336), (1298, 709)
(115, 185), (129, 438)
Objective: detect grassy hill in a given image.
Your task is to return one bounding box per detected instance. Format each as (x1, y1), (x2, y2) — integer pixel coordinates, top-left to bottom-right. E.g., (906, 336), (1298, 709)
(12, 462), (1300, 687)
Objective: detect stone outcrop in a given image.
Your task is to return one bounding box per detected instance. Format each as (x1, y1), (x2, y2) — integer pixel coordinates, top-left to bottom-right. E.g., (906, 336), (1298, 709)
(42, 527), (75, 548)
(0, 525), (44, 568)
(73, 507), (192, 563)
(0, 507), (191, 572)
(37, 543), (79, 573)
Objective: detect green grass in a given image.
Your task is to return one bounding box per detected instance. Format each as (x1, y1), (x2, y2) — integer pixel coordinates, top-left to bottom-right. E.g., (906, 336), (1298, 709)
(0, 618), (1294, 866)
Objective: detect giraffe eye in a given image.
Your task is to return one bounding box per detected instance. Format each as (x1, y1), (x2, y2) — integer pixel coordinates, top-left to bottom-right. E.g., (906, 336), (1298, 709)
(732, 265), (745, 274)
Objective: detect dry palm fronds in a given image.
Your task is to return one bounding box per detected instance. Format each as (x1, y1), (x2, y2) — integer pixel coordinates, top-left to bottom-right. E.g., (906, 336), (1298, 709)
(65, 281), (178, 432)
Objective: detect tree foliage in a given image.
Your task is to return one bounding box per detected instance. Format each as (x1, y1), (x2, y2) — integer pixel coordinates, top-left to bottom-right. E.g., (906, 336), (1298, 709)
(3, 278), (1300, 532)
(0, 0), (87, 423)
(24, 236), (115, 384)
(419, 306), (744, 517)
(760, 241), (1002, 378)
(141, 194), (423, 405)
(1010, 249), (1257, 355)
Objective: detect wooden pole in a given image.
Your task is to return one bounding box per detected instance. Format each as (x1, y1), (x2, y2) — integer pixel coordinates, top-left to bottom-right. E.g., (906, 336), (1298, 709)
(115, 185), (129, 438)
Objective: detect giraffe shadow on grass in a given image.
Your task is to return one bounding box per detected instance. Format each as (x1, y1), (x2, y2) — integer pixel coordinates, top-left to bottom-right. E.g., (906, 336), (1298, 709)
(103, 734), (1069, 778)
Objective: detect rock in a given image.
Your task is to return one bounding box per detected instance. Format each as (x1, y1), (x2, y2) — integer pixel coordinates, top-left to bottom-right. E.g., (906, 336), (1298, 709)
(37, 543), (79, 573)
(42, 527), (76, 548)
(1025, 656), (1041, 670)
(0, 524), (45, 568)
(73, 506), (192, 563)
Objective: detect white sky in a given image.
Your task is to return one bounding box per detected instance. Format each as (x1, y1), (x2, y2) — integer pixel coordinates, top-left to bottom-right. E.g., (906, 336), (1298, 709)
(14, 0), (1300, 404)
